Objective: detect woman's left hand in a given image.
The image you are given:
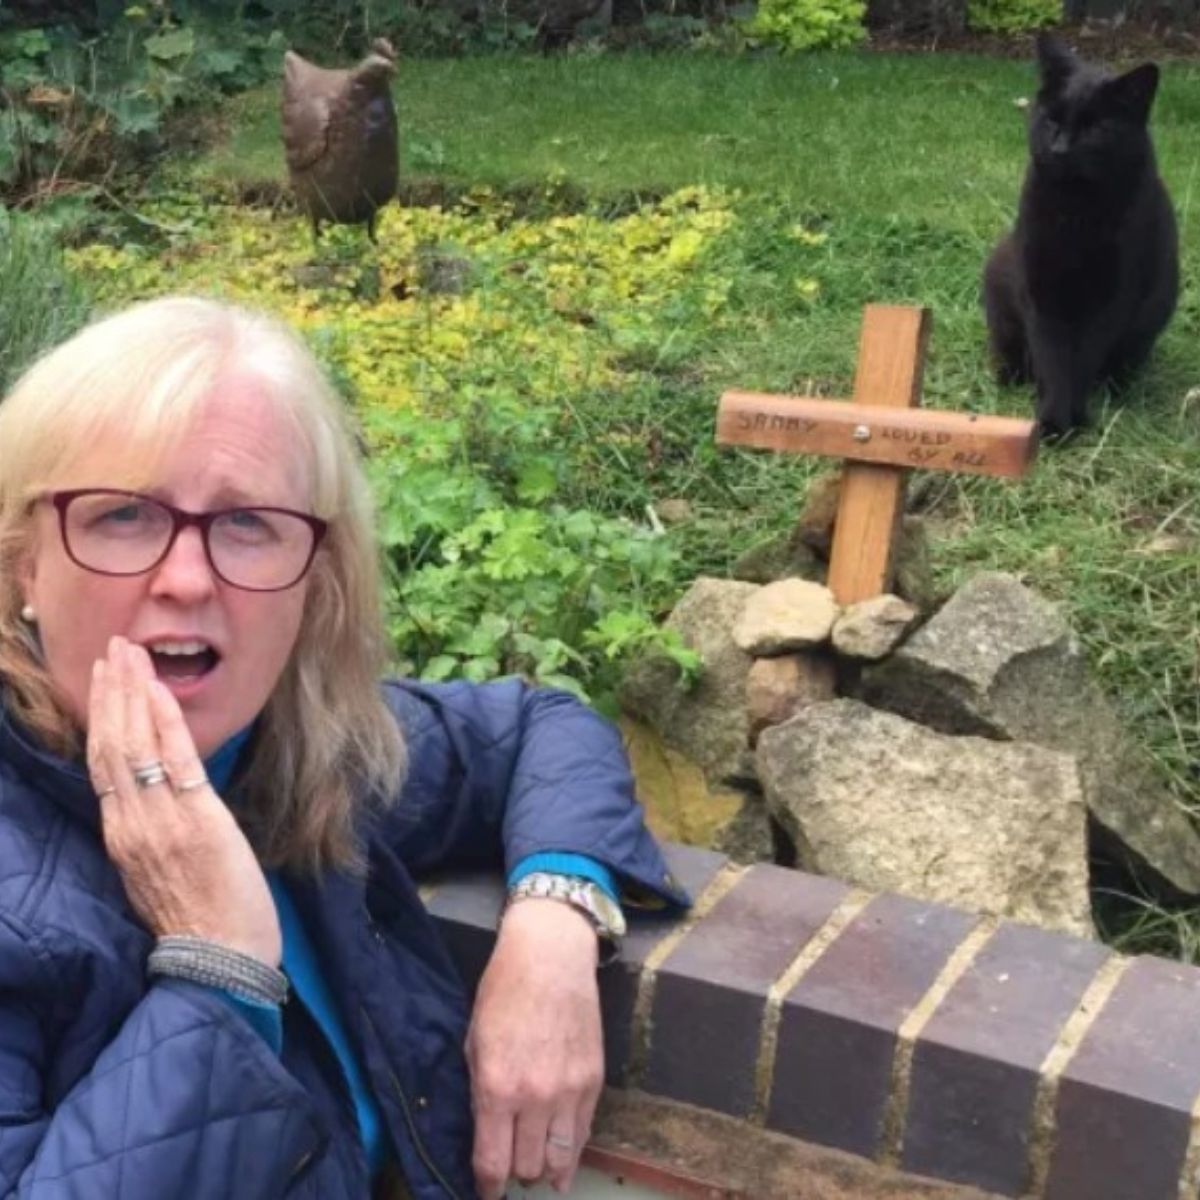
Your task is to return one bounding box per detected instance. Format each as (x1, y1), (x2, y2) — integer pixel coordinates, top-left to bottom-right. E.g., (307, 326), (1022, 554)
(466, 898), (602, 1199)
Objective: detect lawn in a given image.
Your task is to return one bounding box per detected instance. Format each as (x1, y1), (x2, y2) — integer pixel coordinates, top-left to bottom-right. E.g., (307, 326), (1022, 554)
(71, 48), (1200, 949)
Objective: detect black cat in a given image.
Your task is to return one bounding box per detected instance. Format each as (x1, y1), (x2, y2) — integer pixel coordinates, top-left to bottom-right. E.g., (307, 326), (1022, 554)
(983, 34), (1179, 437)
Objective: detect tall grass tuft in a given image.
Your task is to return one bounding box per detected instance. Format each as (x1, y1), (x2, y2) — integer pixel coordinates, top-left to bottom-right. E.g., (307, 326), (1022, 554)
(0, 209), (89, 394)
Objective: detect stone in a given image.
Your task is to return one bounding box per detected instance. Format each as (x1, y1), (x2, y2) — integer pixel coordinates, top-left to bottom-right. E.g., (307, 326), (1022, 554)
(654, 498), (693, 525)
(831, 594), (918, 660)
(732, 534), (825, 586)
(894, 515), (942, 612)
(756, 699), (1093, 937)
(290, 262), (340, 290)
(793, 470), (842, 558)
(619, 578), (759, 785)
(733, 579), (838, 656)
(746, 651), (837, 740)
(859, 572), (1200, 895)
(417, 245), (473, 295)
(618, 716), (745, 848)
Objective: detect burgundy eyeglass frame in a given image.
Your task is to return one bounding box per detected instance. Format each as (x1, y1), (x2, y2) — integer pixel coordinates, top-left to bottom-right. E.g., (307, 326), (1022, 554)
(49, 488), (329, 593)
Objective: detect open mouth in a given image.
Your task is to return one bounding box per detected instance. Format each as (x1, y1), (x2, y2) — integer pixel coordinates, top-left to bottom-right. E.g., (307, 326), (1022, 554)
(146, 640), (221, 681)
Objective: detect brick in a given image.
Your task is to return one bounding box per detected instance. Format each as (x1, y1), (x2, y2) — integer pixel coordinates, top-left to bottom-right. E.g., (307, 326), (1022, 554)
(600, 843), (728, 1086)
(1045, 954), (1200, 1200)
(902, 922), (1108, 1196)
(424, 872), (507, 996)
(643, 865), (849, 1117)
(768, 892), (976, 1155)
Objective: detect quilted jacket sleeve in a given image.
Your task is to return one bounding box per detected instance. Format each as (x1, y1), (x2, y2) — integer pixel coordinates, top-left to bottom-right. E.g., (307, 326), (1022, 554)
(381, 678), (689, 906)
(0, 913), (323, 1200)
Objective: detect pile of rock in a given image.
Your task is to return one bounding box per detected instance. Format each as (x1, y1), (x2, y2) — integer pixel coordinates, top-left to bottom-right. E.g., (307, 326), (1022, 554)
(622, 571), (1200, 938)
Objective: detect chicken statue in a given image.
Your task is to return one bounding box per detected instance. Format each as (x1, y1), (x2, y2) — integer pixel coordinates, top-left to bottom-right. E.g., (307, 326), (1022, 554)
(281, 38), (399, 242)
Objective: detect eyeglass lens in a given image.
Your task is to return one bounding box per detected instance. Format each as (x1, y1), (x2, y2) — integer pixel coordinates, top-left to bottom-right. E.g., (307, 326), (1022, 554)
(62, 492), (317, 591)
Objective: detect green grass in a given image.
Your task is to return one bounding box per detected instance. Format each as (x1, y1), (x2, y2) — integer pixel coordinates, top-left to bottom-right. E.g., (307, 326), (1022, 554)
(0, 210), (89, 392)
(179, 50), (1200, 950)
(204, 50), (1200, 227)
(204, 52), (1034, 227)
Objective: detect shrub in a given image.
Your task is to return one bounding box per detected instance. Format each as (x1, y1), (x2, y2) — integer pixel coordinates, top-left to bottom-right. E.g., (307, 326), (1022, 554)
(967, 0), (1058, 32)
(745, 0), (866, 51)
(0, 11), (285, 201)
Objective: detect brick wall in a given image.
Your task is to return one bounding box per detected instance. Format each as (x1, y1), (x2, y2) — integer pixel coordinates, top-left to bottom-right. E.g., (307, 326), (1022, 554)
(424, 843), (1200, 1200)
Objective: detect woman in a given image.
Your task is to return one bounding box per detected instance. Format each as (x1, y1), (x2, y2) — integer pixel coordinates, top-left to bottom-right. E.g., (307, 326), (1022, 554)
(0, 296), (686, 1199)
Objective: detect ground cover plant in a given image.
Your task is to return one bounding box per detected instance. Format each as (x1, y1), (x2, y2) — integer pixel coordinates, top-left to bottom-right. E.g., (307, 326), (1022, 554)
(54, 48), (1200, 954)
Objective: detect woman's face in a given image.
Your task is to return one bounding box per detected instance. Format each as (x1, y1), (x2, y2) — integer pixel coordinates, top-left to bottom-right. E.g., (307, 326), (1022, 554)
(20, 377), (315, 758)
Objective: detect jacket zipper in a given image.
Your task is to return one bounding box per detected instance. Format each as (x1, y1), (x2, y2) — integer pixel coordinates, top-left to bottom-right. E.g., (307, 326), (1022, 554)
(360, 1005), (463, 1200)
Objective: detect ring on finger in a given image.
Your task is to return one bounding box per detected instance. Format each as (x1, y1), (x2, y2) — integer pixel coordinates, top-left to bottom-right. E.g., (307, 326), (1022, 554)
(173, 775), (209, 793)
(546, 1133), (574, 1151)
(95, 784), (117, 798)
(131, 760), (168, 789)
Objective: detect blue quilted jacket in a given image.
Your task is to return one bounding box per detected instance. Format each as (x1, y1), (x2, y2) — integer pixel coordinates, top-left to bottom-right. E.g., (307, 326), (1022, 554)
(0, 678), (686, 1199)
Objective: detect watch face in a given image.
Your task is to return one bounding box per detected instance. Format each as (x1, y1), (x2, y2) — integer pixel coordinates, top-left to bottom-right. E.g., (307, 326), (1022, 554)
(593, 890), (628, 938)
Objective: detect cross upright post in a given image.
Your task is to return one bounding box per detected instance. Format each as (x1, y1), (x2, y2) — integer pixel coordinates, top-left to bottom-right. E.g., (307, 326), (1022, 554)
(715, 304), (1038, 605)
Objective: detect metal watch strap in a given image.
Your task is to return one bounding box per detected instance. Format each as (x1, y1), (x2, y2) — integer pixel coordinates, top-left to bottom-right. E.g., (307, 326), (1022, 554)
(507, 872), (623, 941)
(147, 935), (289, 1006)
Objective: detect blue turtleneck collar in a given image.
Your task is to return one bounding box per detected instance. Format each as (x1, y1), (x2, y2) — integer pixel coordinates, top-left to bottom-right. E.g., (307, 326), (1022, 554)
(203, 725), (254, 793)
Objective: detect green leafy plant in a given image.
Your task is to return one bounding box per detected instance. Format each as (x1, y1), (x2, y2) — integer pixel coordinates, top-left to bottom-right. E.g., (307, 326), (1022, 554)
(0, 8), (285, 200)
(744, 0), (865, 52)
(364, 402), (696, 704)
(967, 0), (1058, 33)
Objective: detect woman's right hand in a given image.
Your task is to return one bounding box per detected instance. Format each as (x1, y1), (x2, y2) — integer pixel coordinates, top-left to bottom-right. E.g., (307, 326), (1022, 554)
(87, 637), (282, 967)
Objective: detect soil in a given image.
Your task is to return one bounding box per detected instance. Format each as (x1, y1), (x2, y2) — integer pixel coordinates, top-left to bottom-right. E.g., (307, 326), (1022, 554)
(866, 19), (1200, 62)
(591, 1090), (1004, 1200)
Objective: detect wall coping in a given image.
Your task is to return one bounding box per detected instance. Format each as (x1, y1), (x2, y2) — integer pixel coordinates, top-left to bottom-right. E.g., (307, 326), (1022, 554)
(423, 843), (1200, 1200)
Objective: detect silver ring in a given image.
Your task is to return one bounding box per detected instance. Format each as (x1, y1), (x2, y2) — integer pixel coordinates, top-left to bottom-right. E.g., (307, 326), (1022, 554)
(174, 776), (209, 793)
(546, 1133), (574, 1151)
(131, 761), (168, 789)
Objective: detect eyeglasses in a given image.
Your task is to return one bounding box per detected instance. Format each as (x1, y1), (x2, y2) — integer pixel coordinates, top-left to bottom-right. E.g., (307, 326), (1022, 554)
(49, 489), (328, 593)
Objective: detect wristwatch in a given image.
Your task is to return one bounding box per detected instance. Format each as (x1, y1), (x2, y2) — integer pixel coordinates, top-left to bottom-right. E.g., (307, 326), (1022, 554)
(506, 872), (627, 958)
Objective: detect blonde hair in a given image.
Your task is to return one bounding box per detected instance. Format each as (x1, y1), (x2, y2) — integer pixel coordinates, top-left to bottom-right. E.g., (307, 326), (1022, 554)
(0, 296), (405, 872)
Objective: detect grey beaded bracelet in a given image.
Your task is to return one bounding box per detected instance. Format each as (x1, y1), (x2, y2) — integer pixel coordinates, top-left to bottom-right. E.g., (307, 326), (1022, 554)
(147, 935), (289, 1006)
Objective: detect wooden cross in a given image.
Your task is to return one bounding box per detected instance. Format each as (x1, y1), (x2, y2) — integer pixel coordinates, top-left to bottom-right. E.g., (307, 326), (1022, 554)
(716, 304), (1038, 605)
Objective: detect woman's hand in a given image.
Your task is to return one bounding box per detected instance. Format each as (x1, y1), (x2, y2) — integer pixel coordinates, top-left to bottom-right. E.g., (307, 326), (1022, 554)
(87, 637), (281, 966)
(466, 898), (603, 1198)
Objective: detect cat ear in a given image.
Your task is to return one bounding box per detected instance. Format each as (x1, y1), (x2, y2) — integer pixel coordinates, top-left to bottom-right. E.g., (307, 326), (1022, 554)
(1035, 33), (1077, 89)
(1104, 63), (1160, 123)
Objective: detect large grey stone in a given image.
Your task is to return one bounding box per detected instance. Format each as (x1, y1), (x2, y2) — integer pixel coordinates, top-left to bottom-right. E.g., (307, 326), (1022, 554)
(620, 577), (759, 786)
(859, 572), (1200, 894)
(757, 699), (1092, 937)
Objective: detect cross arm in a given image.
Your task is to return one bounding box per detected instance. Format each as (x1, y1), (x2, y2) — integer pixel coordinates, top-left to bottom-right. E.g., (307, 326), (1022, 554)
(716, 392), (1038, 480)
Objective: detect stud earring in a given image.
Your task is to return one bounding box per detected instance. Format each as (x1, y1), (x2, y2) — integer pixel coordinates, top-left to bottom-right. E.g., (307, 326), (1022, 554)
(20, 604), (35, 622)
